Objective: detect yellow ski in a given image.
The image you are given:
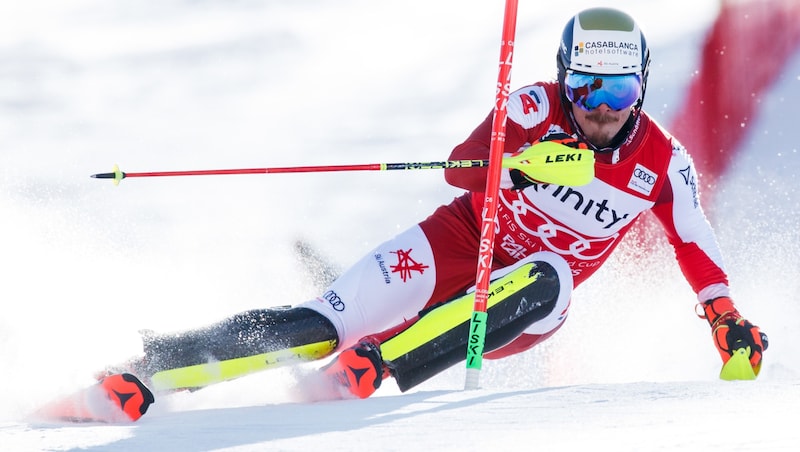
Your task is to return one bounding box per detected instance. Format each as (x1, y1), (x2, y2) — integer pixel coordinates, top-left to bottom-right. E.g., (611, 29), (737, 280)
(149, 339), (336, 391)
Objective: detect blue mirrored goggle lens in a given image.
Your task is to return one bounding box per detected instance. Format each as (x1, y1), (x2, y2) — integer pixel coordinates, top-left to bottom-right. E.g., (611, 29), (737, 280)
(564, 72), (642, 111)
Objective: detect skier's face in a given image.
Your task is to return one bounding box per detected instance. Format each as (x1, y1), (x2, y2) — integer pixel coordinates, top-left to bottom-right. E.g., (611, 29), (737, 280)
(571, 103), (630, 149)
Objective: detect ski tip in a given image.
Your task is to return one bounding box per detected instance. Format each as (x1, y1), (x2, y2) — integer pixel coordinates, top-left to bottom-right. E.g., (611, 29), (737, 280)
(719, 347), (757, 381)
(32, 373), (155, 423)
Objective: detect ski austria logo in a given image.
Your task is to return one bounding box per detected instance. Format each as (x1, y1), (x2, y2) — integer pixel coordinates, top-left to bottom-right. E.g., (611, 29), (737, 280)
(390, 249), (429, 283)
(374, 249), (430, 284)
(627, 163), (657, 196)
(374, 253), (392, 284)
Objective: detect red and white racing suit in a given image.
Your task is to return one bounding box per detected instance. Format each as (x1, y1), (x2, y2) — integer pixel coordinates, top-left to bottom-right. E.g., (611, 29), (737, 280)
(301, 81), (730, 359)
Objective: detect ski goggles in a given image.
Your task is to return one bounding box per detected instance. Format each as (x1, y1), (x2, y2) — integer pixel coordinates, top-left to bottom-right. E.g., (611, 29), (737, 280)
(564, 71), (643, 111)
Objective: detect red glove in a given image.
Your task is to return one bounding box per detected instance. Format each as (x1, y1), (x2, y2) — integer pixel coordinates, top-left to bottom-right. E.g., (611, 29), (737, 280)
(698, 297), (768, 375)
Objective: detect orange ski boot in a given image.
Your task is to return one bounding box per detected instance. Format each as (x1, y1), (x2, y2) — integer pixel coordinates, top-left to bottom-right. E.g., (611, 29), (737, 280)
(322, 339), (386, 399)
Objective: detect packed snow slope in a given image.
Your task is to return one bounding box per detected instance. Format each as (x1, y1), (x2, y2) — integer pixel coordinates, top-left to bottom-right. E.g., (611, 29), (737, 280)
(1, 0), (798, 450)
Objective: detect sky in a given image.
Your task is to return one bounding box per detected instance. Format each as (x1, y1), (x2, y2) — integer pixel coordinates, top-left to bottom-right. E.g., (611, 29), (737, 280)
(1, 0), (798, 450)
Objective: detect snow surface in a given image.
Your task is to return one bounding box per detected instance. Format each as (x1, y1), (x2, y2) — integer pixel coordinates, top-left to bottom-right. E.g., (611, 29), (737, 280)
(1, 0), (798, 450)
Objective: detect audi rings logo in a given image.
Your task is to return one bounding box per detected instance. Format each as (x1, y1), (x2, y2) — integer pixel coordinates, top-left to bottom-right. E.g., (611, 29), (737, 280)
(320, 290), (345, 311)
(633, 168), (656, 185)
(627, 163), (657, 196)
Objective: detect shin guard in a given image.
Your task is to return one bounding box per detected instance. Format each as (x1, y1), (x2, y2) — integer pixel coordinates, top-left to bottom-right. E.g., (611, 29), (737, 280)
(134, 307), (338, 391)
(381, 260), (560, 392)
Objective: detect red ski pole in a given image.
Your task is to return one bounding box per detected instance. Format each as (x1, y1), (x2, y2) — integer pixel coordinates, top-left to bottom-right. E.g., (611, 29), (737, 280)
(464, 0), (519, 390)
(90, 161), (490, 185)
(90, 144), (593, 187)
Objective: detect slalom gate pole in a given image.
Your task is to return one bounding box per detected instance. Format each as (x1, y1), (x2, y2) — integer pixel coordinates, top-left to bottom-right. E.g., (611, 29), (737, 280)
(464, 0), (518, 390)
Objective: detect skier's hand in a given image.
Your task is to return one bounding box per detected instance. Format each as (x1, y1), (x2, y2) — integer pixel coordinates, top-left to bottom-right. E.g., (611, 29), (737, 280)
(505, 132), (590, 189)
(699, 296), (768, 375)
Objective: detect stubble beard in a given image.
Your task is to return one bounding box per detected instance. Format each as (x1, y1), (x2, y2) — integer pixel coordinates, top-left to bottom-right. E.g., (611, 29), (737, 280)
(582, 111), (621, 148)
